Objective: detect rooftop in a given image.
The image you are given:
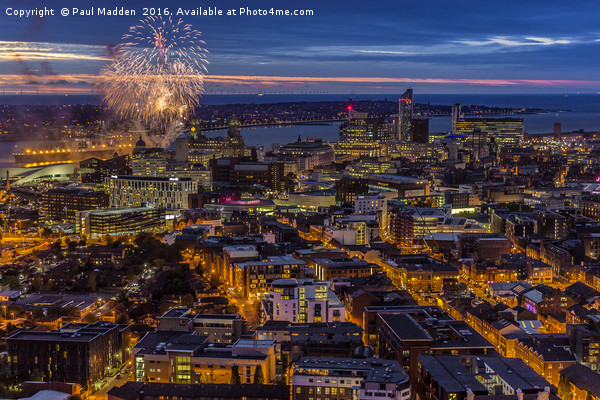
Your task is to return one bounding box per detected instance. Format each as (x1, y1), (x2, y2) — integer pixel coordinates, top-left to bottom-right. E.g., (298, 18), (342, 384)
(418, 354), (487, 394)
(293, 357), (408, 384)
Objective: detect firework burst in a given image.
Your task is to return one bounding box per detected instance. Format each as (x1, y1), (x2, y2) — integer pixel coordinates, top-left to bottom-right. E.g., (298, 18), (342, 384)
(98, 16), (208, 133)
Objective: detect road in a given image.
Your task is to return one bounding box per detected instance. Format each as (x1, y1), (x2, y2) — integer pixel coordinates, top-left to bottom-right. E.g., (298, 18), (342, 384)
(88, 367), (132, 400)
(228, 288), (260, 328)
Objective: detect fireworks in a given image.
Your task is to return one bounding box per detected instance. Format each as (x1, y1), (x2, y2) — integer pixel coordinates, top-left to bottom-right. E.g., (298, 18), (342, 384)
(98, 16), (208, 133)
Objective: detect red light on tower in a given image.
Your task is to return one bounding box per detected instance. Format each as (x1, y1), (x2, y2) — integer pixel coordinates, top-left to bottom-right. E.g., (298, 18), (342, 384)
(347, 105), (352, 110)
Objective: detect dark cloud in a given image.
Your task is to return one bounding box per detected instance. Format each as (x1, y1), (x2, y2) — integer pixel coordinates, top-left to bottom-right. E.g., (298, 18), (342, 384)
(1, 0), (599, 92)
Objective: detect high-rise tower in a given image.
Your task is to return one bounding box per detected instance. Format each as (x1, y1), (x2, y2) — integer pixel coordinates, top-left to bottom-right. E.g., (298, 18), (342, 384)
(451, 103), (462, 135)
(398, 88), (413, 142)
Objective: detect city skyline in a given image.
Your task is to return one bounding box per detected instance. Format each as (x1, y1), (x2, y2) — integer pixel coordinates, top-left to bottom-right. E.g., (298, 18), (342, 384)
(1, 0), (600, 94)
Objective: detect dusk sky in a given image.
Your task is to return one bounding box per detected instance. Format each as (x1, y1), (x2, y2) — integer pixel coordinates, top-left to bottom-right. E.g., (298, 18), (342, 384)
(1, 0), (600, 94)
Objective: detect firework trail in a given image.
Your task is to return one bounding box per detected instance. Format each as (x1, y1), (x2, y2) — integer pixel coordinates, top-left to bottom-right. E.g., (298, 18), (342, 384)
(98, 16), (208, 142)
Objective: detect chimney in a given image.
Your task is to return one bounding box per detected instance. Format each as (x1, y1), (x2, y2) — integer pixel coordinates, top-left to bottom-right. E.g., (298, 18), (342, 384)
(536, 387), (550, 400)
(516, 389), (524, 400)
(466, 388), (475, 400)
(6, 170), (8, 192)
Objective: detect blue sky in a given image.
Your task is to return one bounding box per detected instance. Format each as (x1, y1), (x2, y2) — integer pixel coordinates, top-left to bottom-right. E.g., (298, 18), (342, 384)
(1, 0), (599, 93)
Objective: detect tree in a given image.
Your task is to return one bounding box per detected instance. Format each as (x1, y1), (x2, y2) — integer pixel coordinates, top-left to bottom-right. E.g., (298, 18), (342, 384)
(87, 272), (98, 292)
(116, 313), (130, 325)
(198, 372), (208, 383)
(0, 363), (13, 389)
(40, 227), (52, 237)
(283, 172), (297, 193)
(32, 307), (44, 319)
(557, 374), (572, 400)
(67, 240), (77, 252)
(209, 274), (221, 289)
(253, 364), (264, 384)
(230, 365), (241, 385)
(82, 313), (98, 323)
(225, 304), (239, 314)
(30, 368), (46, 382)
(181, 293), (195, 308)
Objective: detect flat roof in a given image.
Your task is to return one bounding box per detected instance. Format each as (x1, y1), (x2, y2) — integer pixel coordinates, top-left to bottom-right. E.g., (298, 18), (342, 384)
(293, 357), (408, 384)
(418, 354), (487, 393)
(380, 314), (432, 341)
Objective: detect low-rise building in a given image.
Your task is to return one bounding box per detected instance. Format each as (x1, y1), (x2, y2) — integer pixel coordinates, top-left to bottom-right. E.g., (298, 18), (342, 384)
(76, 207), (165, 239)
(378, 313), (494, 386)
(234, 255), (309, 299)
(262, 278), (345, 324)
(291, 357), (410, 400)
(558, 363), (600, 400)
(8, 322), (130, 389)
(133, 331), (276, 385)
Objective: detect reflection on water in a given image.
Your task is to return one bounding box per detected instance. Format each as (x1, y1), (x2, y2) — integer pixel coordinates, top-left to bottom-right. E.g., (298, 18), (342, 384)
(204, 123), (343, 147)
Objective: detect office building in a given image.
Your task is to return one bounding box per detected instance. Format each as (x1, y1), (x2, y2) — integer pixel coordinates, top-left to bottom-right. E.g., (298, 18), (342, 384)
(382, 255), (459, 292)
(456, 118), (524, 148)
(291, 357), (410, 400)
(262, 278), (345, 324)
(105, 175), (197, 209)
(210, 157), (285, 192)
(398, 88), (413, 142)
(417, 354), (557, 400)
(367, 174), (429, 197)
(155, 308), (249, 344)
(42, 188), (109, 222)
(80, 154), (130, 183)
(133, 331), (276, 384)
(279, 138), (335, 170)
(76, 207), (165, 239)
(411, 118), (429, 143)
(339, 115), (392, 143)
(108, 382), (290, 400)
(130, 137), (168, 177)
(378, 313), (493, 385)
(233, 255), (309, 299)
(8, 322), (130, 389)
(451, 103), (462, 135)
(335, 177), (369, 206)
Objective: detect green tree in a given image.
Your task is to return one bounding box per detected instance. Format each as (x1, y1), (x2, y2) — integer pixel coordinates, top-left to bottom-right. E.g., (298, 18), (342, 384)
(0, 363), (13, 389)
(116, 313), (130, 325)
(283, 172), (297, 193)
(82, 313), (98, 323)
(40, 227), (52, 237)
(181, 293), (195, 308)
(209, 274), (221, 289)
(87, 272), (98, 292)
(230, 365), (241, 385)
(67, 240), (77, 252)
(558, 374), (572, 400)
(32, 307), (44, 319)
(30, 368), (46, 382)
(225, 304), (239, 314)
(253, 365), (265, 384)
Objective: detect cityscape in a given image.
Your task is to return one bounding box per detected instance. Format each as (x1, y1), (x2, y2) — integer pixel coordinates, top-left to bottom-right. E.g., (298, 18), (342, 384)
(1, 1), (600, 400)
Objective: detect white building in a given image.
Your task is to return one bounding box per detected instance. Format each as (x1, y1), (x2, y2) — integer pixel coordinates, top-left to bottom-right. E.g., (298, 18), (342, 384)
(105, 175), (197, 209)
(354, 193), (385, 214)
(292, 357), (410, 400)
(264, 278), (345, 324)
